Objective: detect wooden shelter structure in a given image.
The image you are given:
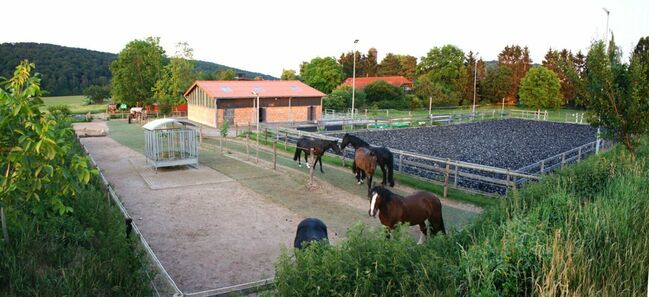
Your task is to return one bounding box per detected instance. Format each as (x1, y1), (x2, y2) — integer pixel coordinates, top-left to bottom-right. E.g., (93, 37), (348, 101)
(143, 118), (199, 169)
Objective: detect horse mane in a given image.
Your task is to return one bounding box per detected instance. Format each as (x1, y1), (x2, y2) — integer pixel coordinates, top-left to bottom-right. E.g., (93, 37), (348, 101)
(343, 133), (369, 148)
(371, 186), (396, 204)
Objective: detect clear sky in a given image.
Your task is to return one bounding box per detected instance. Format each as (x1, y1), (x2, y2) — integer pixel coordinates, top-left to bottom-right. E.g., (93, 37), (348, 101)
(2, 0), (648, 77)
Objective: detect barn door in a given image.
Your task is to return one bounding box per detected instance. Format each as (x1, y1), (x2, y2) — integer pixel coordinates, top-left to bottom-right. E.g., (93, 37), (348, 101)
(224, 108), (235, 125)
(259, 107), (267, 123)
(307, 106), (315, 121)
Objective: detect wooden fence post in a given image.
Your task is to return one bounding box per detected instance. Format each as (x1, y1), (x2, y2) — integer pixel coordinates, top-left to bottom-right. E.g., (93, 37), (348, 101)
(561, 153), (566, 168)
(505, 169), (511, 196)
(284, 131), (288, 150)
(273, 141), (277, 171)
(443, 159), (450, 198)
(246, 133), (250, 159)
(309, 148), (315, 186)
(454, 165), (459, 187)
(540, 160), (545, 173)
(398, 153), (403, 172)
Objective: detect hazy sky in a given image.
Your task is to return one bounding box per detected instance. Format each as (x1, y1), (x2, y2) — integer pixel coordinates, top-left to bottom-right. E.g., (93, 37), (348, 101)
(3, 0), (648, 77)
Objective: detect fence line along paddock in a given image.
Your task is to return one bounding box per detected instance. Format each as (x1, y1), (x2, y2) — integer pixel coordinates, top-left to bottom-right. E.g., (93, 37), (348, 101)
(76, 137), (182, 297)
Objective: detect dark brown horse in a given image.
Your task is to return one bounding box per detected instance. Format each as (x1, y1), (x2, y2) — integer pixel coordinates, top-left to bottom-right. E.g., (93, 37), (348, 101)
(293, 137), (342, 173)
(368, 186), (445, 244)
(354, 147), (377, 195)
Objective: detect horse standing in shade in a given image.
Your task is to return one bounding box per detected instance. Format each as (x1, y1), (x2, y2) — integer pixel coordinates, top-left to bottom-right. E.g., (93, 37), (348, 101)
(354, 147), (378, 195)
(294, 218), (329, 249)
(340, 134), (395, 187)
(368, 186), (445, 244)
(293, 137), (342, 173)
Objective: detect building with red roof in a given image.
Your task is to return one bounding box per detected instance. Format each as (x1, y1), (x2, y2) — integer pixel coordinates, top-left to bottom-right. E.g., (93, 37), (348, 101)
(184, 80), (325, 127)
(340, 76), (413, 90)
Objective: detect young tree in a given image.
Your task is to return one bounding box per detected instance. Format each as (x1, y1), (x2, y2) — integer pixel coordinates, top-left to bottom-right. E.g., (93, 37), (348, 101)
(398, 55), (417, 80)
(417, 45), (465, 103)
(377, 53), (402, 77)
(497, 45), (532, 103)
(518, 66), (563, 114)
(110, 37), (166, 106)
(280, 69), (297, 80)
(300, 57), (344, 94)
(339, 51), (365, 78)
(481, 66), (514, 104)
(1, 61), (95, 217)
(152, 42), (195, 113)
(413, 76), (452, 106)
(364, 48), (378, 77)
(83, 84), (111, 104)
(634, 36), (649, 80)
(584, 40), (649, 156)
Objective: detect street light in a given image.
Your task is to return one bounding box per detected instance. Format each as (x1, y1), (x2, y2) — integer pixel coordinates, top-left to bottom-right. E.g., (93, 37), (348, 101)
(472, 52), (479, 114)
(251, 90), (260, 146)
(603, 8), (610, 48)
(351, 39), (359, 120)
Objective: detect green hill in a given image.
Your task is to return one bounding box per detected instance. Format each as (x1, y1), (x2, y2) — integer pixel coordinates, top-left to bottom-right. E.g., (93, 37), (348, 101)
(0, 42), (275, 96)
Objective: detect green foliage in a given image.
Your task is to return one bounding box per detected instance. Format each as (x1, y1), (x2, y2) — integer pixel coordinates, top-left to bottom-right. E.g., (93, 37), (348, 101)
(0, 61), (96, 214)
(220, 121), (229, 137)
(83, 84), (110, 104)
(497, 45), (533, 103)
(584, 40), (649, 155)
(46, 104), (71, 116)
(417, 45), (465, 92)
(482, 66), (514, 103)
(323, 86), (367, 111)
(518, 66), (563, 111)
(280, 69), (297, 80)
(110, 37), (166, 106)
(274, 139), (649, 296)
(299, 57), (344, 94)
(216, 68), (236, 80)
(152, 42), (196, 114)
(414, 76), (455, 106)
(364, 80), (405, 107)
(406, 94), (423, 109)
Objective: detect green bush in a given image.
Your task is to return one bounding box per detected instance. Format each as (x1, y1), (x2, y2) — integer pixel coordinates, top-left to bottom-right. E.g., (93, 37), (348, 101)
(273, 139), (649, 296)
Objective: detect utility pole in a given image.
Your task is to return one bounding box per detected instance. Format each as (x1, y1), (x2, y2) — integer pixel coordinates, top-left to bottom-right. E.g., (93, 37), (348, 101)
(351, 39), (359, 120)
(472, 52), (479, 114)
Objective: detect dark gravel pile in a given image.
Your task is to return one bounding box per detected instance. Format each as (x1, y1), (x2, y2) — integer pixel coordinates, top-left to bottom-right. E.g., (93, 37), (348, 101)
(339, 119), (597, 170)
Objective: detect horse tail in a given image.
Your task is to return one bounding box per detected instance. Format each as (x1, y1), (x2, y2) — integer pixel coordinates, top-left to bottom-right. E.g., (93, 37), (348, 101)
(386, 152), (395, 187)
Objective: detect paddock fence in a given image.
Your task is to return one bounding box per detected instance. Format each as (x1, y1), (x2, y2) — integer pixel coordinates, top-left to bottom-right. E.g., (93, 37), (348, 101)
(77, 137), (183, 297)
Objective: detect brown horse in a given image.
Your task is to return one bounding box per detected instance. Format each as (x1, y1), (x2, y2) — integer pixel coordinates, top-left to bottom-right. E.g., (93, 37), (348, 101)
(354, 147), (377, 195)
(368, 186), (445, 244)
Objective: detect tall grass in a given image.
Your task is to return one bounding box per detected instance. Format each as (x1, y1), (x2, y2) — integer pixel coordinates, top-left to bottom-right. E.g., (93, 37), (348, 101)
(273, 138), (649, 296)
(0, 139), (152, 296)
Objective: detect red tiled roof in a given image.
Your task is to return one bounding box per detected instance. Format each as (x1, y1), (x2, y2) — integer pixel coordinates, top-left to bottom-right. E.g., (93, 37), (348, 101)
(184, 80), (325, 99)
(341, 76), (413, 89)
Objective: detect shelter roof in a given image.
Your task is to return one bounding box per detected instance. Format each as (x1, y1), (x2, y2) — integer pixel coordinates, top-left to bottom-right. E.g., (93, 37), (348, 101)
(183, 80), (325, 99)
(143, 118), (194, 130)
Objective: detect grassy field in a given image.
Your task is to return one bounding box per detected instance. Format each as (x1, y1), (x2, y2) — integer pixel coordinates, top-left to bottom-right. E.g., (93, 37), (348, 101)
(42, 95), (107, 114)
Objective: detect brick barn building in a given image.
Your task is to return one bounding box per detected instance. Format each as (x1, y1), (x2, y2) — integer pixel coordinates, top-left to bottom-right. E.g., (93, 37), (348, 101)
(184, 80), (325, 128)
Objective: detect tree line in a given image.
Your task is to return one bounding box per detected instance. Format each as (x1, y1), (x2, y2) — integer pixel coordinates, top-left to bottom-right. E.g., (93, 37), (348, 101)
(292, 38), (648, 117)
(0, 42), (274, 97)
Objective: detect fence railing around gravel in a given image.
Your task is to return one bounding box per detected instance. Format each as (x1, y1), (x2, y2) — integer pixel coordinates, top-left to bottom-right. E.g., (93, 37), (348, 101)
(255, 124), (540, 196)
(77, 137), (182, 297)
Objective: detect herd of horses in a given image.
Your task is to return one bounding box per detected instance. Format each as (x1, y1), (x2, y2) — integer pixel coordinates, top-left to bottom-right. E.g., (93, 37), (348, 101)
(292, 133), (445, 249)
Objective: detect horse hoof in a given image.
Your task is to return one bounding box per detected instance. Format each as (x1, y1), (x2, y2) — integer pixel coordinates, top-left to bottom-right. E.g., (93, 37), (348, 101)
(357, 181), (362, 185)
(298, 164), (302, 168)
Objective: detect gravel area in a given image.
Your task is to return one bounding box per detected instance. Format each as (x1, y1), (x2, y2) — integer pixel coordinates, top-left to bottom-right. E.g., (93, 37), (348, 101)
(340, 119), (597, 170)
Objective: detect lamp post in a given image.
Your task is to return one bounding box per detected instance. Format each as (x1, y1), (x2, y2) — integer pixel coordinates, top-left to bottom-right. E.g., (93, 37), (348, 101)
(351, 39), (359, 120)
(603, 8), (610, 48)
(472, 52), (479, 114)
(251, 90), (260, 145)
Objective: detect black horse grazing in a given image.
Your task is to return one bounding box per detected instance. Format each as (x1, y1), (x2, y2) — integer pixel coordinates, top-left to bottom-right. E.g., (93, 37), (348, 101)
(340, 133), (395, 187)
(368, 186), (445, 244)
(294, 218), (329, 249)
(293, 137), (342, 173)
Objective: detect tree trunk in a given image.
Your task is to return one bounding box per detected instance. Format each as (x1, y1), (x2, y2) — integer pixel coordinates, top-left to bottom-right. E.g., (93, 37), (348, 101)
(1, 207), (8, 244)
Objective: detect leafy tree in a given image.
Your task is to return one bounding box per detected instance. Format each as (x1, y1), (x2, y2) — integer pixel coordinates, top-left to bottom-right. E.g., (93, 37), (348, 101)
(83, 84), (111, 104)
(481, 66), (514, 103)
(497, 45), (532, 103)
(0, 61), (96, 216)
(456, 51), (486, 106)
(364, 80), (405, 109)
(110, 37), (166, 106)
(634, 36), (649, 80)
(364, 48), (378, 77)
(399, 55), (417, 80)
(300, 57), (344, 94)
(377, 53), (402, 76)
(518, 66), (563, 114)
(323, 86), (367, 111)
(413, 76), (453, 106)
(280, 69), (297, 80)
(339, 51), (365, 78)
(216, 68), (237, 80)
(417, 45), (465, 103)
(152, 42), (196, 114)
(584, 40), (649, 156)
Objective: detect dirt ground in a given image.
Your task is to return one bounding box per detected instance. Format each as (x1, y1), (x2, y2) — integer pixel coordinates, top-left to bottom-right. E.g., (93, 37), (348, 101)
(73, 121), (377, 293)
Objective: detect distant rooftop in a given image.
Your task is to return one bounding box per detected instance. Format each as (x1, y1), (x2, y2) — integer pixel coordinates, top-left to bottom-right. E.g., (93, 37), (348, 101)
(184, 80), (325, 99)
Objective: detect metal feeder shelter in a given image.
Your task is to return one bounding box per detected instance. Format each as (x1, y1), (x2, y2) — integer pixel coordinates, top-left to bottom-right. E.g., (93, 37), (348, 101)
(143, 118), (199, 169)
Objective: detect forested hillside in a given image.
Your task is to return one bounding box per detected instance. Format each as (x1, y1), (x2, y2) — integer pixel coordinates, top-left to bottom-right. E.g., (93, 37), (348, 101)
(0, 42), (275, 96)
